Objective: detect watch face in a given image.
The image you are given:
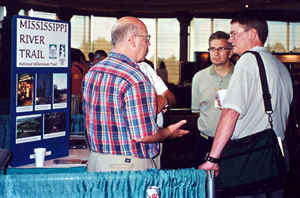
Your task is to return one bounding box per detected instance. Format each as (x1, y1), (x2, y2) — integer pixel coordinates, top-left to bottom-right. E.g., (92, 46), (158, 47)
(205, 152), (209, 160)
(205, 153), (220, 163)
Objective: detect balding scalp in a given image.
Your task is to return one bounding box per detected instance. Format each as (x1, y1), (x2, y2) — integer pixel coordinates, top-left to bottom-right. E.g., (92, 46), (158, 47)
(111, 22), (138, 47)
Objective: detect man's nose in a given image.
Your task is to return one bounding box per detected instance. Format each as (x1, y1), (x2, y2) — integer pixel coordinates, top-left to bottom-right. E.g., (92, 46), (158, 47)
(212, 49), (220, 55)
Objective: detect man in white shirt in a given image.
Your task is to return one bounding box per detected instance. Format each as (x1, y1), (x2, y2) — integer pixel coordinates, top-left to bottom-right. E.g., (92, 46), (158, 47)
(199, 15), (293, 198)
(139, 61), (175, 168)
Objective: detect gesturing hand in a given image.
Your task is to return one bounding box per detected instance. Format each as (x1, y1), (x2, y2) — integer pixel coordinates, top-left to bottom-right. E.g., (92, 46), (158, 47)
(166, 120), (190, 139)
(134, 120), (189, 143)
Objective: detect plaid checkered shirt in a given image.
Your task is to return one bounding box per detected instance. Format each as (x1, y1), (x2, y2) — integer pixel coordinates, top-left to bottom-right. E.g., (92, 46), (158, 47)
(82, 52), (159, 158)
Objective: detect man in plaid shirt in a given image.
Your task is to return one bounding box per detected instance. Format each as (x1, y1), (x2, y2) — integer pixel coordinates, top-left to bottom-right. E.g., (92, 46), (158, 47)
(82, 16), (189, 172)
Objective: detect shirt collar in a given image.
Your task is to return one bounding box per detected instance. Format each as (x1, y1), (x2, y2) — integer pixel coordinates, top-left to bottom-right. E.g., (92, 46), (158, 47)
(108, 51), (139, 69)
(250, 46), (268, 53)
(209, 64), (234, 76)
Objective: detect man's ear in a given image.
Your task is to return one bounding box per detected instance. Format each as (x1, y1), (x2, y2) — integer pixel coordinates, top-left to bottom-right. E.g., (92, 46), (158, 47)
(128, 34), (136, 49)
(249, 28), (258, 42)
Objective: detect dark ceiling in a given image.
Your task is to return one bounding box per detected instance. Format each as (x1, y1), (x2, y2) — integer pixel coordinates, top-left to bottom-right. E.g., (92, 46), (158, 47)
(2, 0), (300, 21)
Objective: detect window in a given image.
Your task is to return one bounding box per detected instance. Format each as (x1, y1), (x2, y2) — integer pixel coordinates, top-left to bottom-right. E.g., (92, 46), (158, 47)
(157, 18), (180, 84)
(16, 9), (297, 84)
(266, 21), (287, 52)
(70, 15), (90, 59)
(190, 18), (211, 61)
(213, 19), (231, 34)
(289, 22), (300, 52)
(92, 16), (116, 55)
(30, 11), (56, 20)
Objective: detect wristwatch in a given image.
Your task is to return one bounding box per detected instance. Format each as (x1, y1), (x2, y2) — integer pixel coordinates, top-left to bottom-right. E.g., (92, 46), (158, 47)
(204, 153), (220, 163)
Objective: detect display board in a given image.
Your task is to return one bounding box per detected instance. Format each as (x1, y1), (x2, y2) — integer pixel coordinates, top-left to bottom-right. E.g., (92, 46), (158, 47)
(10, 15), (70, 166)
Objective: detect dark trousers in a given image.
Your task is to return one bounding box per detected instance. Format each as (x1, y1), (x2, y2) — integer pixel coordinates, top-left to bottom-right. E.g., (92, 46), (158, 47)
(193, 131), (214, 168)
(217, 189), (284, 198)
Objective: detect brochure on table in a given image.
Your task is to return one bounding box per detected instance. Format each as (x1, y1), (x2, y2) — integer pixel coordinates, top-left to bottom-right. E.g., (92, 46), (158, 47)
(10, 15), (70, 166)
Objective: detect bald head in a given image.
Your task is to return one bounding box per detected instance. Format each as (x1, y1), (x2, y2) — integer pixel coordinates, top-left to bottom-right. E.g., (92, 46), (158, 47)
(118, 16), (145, 26)
(111, 16), (146, 47)
(110, 16), (150, 63)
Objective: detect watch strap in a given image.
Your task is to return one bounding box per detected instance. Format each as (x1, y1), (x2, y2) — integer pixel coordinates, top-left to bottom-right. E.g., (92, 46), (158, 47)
(205, 152), (220, 163)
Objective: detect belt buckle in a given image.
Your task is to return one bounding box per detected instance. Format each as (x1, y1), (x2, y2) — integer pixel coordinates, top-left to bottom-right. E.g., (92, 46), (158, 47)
(200, 133), (209, 140)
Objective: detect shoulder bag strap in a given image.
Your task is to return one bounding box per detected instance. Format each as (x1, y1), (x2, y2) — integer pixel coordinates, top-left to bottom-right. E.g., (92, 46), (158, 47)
(243, 51), (273, 128)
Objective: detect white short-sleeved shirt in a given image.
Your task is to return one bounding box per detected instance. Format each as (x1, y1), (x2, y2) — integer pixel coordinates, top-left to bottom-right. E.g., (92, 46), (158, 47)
(223, 47), (293, 140)
(139, 62), (168, 127)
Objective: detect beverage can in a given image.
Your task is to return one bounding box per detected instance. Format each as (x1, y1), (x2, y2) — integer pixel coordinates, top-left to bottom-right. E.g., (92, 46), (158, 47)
(146, 186), (160, 198)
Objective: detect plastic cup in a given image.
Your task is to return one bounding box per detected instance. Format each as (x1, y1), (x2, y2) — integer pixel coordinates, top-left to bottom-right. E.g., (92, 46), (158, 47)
(217, 89), (227, 107)
(34, 148), (46, 167)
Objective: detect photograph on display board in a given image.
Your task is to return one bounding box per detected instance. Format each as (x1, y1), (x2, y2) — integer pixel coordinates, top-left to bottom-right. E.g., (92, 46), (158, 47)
(44, 112), (66, 139)
(49, 44), (57, 59)
(16, 114), (42, 144)
(16, 73), (34, 112)
(58, 44), (66, 65)
(53, 73), (67, 109)
(35, 73), (52, 111)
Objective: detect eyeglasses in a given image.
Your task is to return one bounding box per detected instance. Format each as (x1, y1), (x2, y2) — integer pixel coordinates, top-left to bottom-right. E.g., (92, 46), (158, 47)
(229, 29), (249, 39)
(208, 47), (231, 53)
(135, 34), (151, 42)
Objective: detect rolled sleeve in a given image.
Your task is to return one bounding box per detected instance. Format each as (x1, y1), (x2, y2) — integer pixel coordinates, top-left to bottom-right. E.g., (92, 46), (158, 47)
(222, 55), (256, 119)
(124, 81), (158, 140)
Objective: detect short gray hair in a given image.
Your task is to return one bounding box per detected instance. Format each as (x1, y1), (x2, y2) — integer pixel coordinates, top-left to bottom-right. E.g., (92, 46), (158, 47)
(111, 23), (138, 47)
(209, 31), (230, 46)
(231, 15), (268, 45)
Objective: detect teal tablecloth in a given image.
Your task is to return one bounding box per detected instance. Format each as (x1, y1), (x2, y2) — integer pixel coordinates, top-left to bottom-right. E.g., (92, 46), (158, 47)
(0, 168), (206, 198)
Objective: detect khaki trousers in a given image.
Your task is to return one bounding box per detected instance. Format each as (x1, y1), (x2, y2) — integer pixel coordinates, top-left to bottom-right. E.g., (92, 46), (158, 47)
(153, 143), (162, 169)
(87, 152), (156, 172)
